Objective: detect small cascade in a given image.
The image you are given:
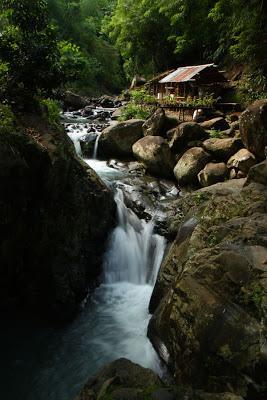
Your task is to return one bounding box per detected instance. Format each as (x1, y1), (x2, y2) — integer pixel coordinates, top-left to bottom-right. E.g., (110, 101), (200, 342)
(93, 134), (101, 159)
(104, 189), (165, 285)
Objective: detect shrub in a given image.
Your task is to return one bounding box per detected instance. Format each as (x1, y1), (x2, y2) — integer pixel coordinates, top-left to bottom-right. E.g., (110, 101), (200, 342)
(0, 103), (15, 134)
(40, 98), (60, 127)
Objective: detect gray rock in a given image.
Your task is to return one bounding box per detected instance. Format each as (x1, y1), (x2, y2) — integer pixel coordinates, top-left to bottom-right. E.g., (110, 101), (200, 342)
(240, 99), (267, 159)
(203, 137), (242, 161)
(200, 117), (230, 131)
(174, 147), (211, 185)
(198, 162), (228, 187)
(227, 149), (256, 174)
(143, 108), (166, 136)
(132, 136), (175, 178)
(99, 119), (144, 158)
(246, 159), (267, 186)
(169, 122), (208, 154)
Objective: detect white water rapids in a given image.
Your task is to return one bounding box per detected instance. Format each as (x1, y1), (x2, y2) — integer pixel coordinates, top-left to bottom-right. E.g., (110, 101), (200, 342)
(0, 110), (167, 400)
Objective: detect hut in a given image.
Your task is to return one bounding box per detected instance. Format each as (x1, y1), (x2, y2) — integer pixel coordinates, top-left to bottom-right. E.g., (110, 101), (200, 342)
(157, 63), (227, 101)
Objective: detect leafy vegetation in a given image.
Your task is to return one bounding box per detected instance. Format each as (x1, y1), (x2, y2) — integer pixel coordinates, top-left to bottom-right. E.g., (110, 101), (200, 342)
(105, 0), (267, 92)
(47, 0), (125, 95)
(0, 0), (61, 107)
(118, 89), (156, 121)
(40, 98), (61, 127)
(209, 129), (226, 139)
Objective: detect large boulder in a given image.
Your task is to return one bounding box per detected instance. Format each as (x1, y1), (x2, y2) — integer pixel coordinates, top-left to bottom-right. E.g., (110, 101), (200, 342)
(143, 108), (166, 136)
(76, 358), (243, 400)
(169, 122), (208, 154)
(63, 91), (89, 110)
(132, 136), (175, 178)
(246, 159), (267, 186)
(148, 180), (267, 395)
(98, 119), (144, 158)
(174, 147), (211, 185)
(198, 162), (228, 187)
(227, 149), (256, 174)
(200, 117), (230, 131)
(0, 114), (115, 320)
(240, 99), (267, 160)
(203, 138), (242, 161)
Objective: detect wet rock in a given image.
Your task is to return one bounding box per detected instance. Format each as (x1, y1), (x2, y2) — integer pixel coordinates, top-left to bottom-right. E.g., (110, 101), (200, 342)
(76, 358), (163, 400)
(99, 95), (117, 108)
(133, 136), (175, 178)
(240, 99), (267, 160)
(99, 119), (144, 158)
(81, 106), (94, 117)
(174, 147), (211, 185)
(143, 108), (166, 137)
(63, 91), (89, 110)
(0, 116), (115, 320)
(203, 138), (242, 161)
(227, 149), (256, 174)
(80, 134), (97, 158)
(169, 122), (208, 154)
(198, 162), (228, 187)
(200, 117), (230, 131)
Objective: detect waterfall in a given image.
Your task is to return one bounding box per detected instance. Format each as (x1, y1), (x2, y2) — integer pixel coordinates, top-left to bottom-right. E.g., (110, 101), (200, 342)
(93, 134), (100, 159)
(104, 189), (165, 285)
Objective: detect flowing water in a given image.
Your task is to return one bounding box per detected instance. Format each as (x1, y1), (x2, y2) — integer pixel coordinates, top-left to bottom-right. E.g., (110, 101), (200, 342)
(0, 108), (167, 400)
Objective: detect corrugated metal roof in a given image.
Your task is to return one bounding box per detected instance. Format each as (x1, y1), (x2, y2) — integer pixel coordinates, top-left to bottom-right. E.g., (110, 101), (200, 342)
(159, 64), (215, 83)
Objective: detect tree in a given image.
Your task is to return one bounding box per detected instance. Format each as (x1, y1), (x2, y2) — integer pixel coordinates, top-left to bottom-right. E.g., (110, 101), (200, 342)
(0, 0), (62, 106)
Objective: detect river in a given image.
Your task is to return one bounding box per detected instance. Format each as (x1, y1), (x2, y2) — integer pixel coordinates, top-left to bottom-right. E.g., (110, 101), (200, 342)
(0, 108), (173, 400)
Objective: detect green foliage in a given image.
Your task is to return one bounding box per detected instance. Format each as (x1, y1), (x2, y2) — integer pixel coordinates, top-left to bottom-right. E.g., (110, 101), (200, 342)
(235, 73), (267, 106)
(119, 89), (156, 121)
(119, 103), (152, 121)
(40, 98), (60, 127)
(130, 89), (157, 105)
(209, 129), (225, 138)
(0, 103), (15, 133)
(0, 0), (62, 106)
(47, 0), (125, 95)
(105, 0), (266, 89)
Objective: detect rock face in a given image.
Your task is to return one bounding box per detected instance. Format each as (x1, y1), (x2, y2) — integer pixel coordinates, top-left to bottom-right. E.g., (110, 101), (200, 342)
(169, 122), (208, 154)
(148, 175), (267, 396)
(76, 358), (162, 400)
(0, 113), (115, 320)
(76, 358), (245, 400)
(240, 99), (267, 159)
(174, 147), (211, 185)
(203, 137), (242, 161)
(98, 119), (144, 158)
(227, 148), (256, 174)
(132, 136), (175, 178)
(143, 108), (166, 136)
(200, 117), (230, 131)
(198, 162), (228, 187)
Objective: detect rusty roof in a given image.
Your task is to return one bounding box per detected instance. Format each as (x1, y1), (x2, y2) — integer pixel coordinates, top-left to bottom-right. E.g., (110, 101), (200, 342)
(159, 64), (215, 83)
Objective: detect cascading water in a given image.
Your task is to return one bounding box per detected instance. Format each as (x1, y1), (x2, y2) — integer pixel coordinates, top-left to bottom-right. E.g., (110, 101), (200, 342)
(104, 188), (165, 286)
(0, 107), (168, 400)
(92, 133), (100, 159)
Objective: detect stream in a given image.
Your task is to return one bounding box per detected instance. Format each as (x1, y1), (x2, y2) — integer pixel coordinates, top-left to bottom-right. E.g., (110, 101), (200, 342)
(0, 107), (177, 400)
